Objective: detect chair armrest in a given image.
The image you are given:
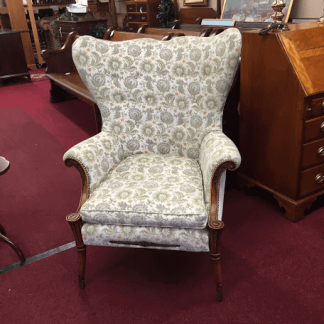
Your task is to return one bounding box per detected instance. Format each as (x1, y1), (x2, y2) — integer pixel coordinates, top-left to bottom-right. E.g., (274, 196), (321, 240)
(199, 131), (241, 219)
(63, 132), (124, 194)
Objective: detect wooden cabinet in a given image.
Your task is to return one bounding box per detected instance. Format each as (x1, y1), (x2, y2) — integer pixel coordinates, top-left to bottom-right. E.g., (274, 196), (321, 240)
(239, 22), (324, 222)
(55, 18), (108, 44)
(0, 30), (31, 86)
(125, 0), (160, 32)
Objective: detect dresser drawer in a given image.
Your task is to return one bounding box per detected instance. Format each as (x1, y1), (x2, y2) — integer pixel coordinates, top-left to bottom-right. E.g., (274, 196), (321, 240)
(304, 116), (324, 142)
(300, 163), (324, 197)
(128, 14), (138, 22)
(127, 4), (136, 12)
(138, 14), (148, 22)
(302, 138), (324, 169)
(137, 3), (147, 12)
(306, 97), (324, 119)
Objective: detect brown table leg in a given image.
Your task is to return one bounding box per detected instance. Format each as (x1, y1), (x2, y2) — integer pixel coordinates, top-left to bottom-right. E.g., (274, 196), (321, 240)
(0, 229), (26, 263)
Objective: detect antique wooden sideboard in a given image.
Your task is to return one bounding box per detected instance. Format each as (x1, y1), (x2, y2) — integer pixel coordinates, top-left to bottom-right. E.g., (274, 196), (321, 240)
(239, 22), (324, 222)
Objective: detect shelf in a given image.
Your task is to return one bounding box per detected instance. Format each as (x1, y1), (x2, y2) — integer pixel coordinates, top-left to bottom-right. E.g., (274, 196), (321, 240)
(24, 4), (70, 10)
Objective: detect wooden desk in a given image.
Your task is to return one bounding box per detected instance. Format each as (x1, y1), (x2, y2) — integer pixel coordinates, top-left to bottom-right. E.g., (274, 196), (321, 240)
(239, 22), (324, 222)
(0, 30), (31, 86)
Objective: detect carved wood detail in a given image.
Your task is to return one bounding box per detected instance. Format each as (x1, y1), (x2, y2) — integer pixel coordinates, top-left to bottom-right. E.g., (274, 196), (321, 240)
(66, 213), (86, 289)
(273, 194), (317, 223)
(209, 227), (224, 302)
(65, 158), (89, 213)
(208, 161), (236, 302)
(208, 161), (236, 229)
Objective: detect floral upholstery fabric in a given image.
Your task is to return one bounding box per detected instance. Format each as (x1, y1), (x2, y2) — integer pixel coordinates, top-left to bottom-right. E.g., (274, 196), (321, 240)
(82, 223), (209, 252)
(63, 132), (124, 194)
(199, 131), (241, 215)
(65, 29), (241, 195)
(64, 30), (242, 249)
(81, 153), (207, 229)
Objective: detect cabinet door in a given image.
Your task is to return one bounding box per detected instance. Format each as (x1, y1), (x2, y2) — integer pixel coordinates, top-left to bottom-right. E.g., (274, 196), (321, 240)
(0, 32), (28, 77)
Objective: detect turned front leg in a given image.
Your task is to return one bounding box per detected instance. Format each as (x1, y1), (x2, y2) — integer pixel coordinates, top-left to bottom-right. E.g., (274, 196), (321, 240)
(66, 213), (86, 289)
(209, 221), (224, 302)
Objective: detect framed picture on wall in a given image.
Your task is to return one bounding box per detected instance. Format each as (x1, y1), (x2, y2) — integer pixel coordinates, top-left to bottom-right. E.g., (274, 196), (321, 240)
(221, 0), (295, 23)
(183, 0), (208, 7)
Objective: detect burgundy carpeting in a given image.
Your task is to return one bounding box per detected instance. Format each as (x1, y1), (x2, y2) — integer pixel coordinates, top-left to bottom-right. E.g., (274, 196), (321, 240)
(0, 106), (81, 268)
(1, 190), (324, 324)
(1, 76), (324, 323)
(0, 77), (96, 268)
(0, 78), (97, 148)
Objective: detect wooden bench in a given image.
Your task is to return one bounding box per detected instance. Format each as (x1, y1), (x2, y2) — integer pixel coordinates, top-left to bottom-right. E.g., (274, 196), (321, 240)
(41, 29), (185, 132)
(135, 25), (222, 37)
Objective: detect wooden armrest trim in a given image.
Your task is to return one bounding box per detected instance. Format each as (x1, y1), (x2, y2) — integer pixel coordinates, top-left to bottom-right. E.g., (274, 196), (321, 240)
(65, 158), (89, 212)
(208, 161), (236, 229)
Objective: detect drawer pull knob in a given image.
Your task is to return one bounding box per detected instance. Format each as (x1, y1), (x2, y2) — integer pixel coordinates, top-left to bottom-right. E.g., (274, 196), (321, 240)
(321, 122), (324, 132)
(318, 146), (324, 157)
(322, 102), (324, 108)
(315, 173), (324, 183)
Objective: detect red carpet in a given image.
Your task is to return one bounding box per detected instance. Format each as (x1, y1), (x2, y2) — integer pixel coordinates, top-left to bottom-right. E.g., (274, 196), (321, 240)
(0, 106), (81, 268)
(0, 79), (97, 149)
(1, 190), (324, 323)
(1, 75), (324, 323)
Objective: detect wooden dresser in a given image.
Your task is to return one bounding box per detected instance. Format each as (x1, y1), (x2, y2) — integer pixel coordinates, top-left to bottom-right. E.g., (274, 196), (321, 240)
(125, 0), (160, 32)
(239, 22), (324, 222)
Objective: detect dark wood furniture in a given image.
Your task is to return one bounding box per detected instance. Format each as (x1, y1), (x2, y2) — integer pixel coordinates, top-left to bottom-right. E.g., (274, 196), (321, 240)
(137, 24), (205, 36)
(55, 17), (108, 45)
(177, 7), (216, 24)
(239, 22), (324, 222)
(0, 30), (31, 87)
(0, 157), (26, 263)
(125, 0), (160, 32)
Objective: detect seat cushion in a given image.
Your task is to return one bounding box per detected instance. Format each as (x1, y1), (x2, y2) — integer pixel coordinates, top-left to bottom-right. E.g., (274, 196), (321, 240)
(81, 153), (207, 229)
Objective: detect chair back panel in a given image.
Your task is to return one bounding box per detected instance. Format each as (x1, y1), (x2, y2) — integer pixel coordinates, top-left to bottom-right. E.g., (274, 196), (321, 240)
(72, 30), (241, 159)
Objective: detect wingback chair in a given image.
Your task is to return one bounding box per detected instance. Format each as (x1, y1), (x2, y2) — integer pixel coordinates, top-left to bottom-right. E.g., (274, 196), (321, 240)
(64, 29), (242, 302)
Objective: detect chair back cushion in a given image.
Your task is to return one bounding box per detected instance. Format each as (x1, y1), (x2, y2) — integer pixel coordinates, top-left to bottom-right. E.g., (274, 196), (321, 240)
(72, 29), (241, 159)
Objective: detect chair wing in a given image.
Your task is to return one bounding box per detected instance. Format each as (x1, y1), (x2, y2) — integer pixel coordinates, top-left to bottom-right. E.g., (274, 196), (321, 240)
(71, 29), (241, 159)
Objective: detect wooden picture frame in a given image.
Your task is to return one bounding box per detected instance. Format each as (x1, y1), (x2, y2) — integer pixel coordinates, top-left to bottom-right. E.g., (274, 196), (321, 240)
(183, 0), (208, 7)
(221, 0), (295, 23)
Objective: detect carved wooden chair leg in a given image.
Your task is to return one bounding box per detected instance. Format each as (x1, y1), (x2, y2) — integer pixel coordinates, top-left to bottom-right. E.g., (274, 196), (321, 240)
(66, 213), (86, 289)
(209, 223), (224, 302)
(0, 233), (26, 263)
